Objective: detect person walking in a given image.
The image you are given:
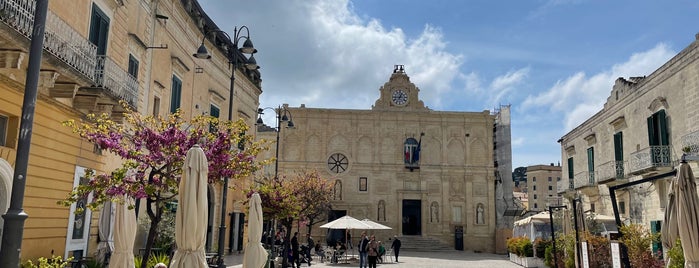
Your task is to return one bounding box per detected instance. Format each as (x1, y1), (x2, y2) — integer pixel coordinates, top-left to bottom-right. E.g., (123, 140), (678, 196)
(390, 235), (401, 262)
(306, 233), (314, 266)
(291, 232), (300, 268)
(366, 235), (379, 268)
(358, 232), (369, 268)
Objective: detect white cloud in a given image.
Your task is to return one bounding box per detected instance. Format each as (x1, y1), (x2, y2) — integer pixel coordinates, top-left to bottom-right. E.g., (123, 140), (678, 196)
(200, 0), (462, 116)
(521, 43), (676, 131)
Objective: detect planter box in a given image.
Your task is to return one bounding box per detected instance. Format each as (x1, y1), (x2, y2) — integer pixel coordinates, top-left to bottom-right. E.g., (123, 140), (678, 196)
(509, 254), (544, 268)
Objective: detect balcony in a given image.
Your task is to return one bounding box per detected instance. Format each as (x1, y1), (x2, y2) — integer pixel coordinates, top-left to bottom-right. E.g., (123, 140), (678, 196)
(92, 55), (138, 108)
(0, 0), (138, 112)
(574, 171), (596, 189)
(628, 145), (673, 175)
(557, 178), (574, 194)
(596, 160), (626, 184)
(682, 130), (699, 155)
(0, 0), (96, 80)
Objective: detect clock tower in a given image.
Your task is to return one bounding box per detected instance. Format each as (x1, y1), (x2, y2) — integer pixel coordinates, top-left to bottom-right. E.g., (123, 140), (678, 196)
(372, 65), (429, 111)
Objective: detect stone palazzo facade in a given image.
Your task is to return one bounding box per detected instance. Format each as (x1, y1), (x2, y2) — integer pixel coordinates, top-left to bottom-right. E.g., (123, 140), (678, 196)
(260, 66), (513, 253)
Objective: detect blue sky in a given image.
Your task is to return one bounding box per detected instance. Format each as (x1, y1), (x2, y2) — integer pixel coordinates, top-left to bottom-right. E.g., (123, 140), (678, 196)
(198, 0), (699, 169)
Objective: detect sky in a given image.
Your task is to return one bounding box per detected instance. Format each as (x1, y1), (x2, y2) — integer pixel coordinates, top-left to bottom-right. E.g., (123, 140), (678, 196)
(198, 0), (699, 169)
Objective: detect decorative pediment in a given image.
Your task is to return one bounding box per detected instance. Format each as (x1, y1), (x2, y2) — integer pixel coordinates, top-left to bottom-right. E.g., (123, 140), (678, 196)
(171, 56), (190, 75)
(609, 116), (627, 132)
(648, 96), (668, 112)
(584, 133), (596, 145)
(565, 145), (576, 156)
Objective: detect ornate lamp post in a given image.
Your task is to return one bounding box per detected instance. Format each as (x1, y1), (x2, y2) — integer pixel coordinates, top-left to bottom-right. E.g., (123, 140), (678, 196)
(256, 105), (294, 267)
(194, 26), (258, 267)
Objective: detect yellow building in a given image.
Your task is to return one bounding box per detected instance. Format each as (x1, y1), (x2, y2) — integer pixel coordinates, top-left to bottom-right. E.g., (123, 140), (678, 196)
(0, 0), (261, 261)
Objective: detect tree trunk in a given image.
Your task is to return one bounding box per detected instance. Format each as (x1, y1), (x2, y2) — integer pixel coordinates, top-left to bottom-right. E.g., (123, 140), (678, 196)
(140, 198), (163, 268)
(281, 218), (294, 268)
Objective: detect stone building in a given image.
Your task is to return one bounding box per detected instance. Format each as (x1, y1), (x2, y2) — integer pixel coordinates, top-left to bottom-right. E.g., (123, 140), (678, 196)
(558, 33), (699, 249)
(258, 65), (513, 253)
(0, 0), (261, 260)
(525, 164), (561, 212)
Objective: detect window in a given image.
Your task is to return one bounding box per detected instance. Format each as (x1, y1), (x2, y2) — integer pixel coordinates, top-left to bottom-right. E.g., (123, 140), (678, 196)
(533, 194), (537, 199)
(89, 4), (110, 55)
(548, 177), (552, 182)
(590, 203), (595, 212)
(619, 201), (626, 214)
(532, 177), (536, 182)
(209, 104), (220, 132)
(548, 186), (553, 191)
(359, 177), (367, 191)
(403, 137), (420, 167)
(647, 110), (670, 165)
(614, 132), (624, 178)
(557, 177), (560, 181)
(534, 203), (538, 209)
(152, 96), (160, 117)
(567, 157), (574, 189)
(170, 75), (182, 113)
(533, 185), (536, 191)
(0, 115), (7, 146)
(587, 147), (595, 184)
(128, 54), (139, 79)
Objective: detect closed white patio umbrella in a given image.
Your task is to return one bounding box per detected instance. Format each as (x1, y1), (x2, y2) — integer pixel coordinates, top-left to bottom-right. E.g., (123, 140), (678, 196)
(674, 163), (699, 267)
(170, 145), (209, 268)
(243, 193), (268, 268)
(109, 197), (137, 268)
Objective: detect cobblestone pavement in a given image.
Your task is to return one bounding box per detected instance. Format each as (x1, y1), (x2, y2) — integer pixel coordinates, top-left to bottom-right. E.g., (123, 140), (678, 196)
(224, 250), (521, 268)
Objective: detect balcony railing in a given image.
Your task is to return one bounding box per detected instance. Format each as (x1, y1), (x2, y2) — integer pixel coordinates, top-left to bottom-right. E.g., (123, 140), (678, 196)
(574, 171), (595, 189)
(682, 130), (699, 155)
(1, 0), (97, 79)
(629, 145), (673, 174)
(94, 55), (138, 108)
(596, 160), (625, 182)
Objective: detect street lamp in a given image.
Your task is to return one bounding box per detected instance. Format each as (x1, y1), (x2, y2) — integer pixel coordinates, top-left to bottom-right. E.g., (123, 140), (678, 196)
(256, 106), (294, 179)
(193, 26), (258, 267)
(256, 105), (294, 267)
(0, 1), (49, 267)
(548, 204), (566, 268)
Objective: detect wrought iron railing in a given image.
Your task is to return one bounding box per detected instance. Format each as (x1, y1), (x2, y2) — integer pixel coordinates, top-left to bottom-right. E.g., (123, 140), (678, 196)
(629, 145), (673, 173)
(0, 0), (97, 79)
(574, 171), (593, 189)
(596, 160), (625, 182)
(95, 55), (138, 108)
(682, 130), (699, 155)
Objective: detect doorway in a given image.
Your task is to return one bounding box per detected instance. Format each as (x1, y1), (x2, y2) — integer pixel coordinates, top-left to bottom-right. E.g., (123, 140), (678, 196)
(402, 200), (421, 235)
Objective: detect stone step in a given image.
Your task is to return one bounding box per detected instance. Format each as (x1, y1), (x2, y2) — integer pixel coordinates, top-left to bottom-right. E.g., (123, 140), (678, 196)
(394, 236), (457, 252)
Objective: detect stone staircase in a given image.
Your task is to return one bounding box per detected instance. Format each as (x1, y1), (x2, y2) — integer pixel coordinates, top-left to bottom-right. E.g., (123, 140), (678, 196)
(396, 235), (456, 252)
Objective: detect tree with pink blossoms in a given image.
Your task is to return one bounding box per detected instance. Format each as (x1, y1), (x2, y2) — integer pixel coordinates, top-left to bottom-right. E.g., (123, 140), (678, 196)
(59, 102), (270, 268)
(248, 170), (332, 267)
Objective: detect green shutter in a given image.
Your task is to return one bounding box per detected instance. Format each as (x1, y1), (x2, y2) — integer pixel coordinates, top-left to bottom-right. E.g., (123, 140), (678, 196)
(614, 132), (623, 162)
(567, 157), (574, 179)
(658, 110), (668, 145)
(647, 116), (656, 146)
(170, 76), (182, 113)
(587, 147), (595, 184)
(89, 4), (110, 55)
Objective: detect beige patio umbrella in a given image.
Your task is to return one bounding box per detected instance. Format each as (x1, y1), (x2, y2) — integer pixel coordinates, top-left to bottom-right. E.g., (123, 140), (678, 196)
(97, 201), (114, 264)
(674, 163), (699, 267)
(243, 193), (268, 268)
(171, 145), (209, 268)
(661, 179), (678, 250)
(361, 219), (392, 230)
(109, 197), (137, 268)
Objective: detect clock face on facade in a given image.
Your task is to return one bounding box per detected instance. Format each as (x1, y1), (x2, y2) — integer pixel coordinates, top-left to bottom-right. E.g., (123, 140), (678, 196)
(392, 89), (408, 105)
(327, 153), (349, 173)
